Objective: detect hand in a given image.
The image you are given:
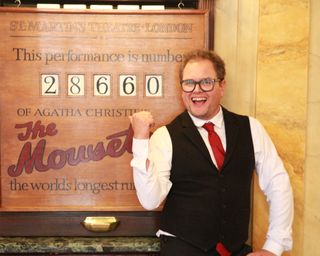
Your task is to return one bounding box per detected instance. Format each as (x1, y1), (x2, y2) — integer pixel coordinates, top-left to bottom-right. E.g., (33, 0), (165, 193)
(129, 111), (155, 139)
(247, 249), (277, 256)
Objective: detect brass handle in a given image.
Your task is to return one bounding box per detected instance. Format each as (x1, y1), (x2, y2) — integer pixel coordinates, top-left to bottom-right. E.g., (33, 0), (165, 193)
(82, 217), (119, 232)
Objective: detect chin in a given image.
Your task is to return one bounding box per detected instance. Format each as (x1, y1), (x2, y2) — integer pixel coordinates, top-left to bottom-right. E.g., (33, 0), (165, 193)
(190, 111), (208, 119)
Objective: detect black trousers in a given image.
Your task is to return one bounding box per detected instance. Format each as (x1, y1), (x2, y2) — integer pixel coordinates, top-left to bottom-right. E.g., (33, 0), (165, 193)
(160, 236), (252, 256)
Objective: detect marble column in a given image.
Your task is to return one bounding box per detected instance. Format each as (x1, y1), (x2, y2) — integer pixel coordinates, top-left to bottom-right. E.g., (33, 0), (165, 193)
(304, 0), (320, 254)
(214, 1), (310, 255)
(254, 1), (309, 255)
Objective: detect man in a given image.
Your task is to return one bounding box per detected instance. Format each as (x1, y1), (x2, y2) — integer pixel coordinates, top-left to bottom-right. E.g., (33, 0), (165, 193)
(130, 49), (293, 256)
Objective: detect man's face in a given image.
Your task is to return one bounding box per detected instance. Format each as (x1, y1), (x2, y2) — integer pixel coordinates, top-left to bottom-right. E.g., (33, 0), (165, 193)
(181, 59), (225, 120)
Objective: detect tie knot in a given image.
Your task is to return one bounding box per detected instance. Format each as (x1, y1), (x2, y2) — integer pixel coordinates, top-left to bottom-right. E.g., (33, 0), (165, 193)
(203, 122), (215, 134)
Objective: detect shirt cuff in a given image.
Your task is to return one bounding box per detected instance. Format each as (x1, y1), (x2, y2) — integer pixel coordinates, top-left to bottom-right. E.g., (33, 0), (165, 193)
(262, 239), (284, 256)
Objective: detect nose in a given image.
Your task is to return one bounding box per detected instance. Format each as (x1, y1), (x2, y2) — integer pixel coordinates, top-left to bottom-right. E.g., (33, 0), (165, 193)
(193, 82), (202, 92)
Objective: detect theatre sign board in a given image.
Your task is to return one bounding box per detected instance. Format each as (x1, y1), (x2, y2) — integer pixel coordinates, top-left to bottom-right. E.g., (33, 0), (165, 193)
(0, 8), (208, 212)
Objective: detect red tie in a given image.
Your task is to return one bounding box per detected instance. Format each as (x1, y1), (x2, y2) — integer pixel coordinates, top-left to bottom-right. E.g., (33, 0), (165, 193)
(203, 122), (225, 171)
(203, 122), (230, 256)
(216, 242), (231, 256)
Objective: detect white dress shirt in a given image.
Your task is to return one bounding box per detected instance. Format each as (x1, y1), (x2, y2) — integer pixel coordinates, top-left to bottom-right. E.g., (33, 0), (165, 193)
(130, 107), (293, 256)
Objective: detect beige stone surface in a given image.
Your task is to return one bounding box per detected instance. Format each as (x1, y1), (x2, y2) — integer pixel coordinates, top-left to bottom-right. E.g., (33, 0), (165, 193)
(304, 0), (320, 251)
(255, 1), (309, 255)
(214, 0), (258, 116)
(214, 0), (315, 255)
(310, 0), (320, 57)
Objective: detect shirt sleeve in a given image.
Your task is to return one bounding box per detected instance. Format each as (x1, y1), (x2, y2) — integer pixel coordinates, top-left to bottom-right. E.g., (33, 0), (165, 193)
(250, 117), (294, 256)
(130, 126), (173, 210)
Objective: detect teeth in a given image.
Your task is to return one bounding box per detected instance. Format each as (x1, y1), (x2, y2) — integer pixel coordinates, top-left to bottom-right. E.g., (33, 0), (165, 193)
(192, 97), (206, 102)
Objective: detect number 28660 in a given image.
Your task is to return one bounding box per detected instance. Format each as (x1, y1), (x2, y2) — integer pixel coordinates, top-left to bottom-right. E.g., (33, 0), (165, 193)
(41, 74), (163, 97)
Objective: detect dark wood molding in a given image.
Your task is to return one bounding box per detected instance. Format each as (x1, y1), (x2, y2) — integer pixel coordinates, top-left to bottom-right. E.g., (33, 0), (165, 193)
(1, 0), (198, 8)
(198, 0), (215, 50)
(0, 211), (161, 236)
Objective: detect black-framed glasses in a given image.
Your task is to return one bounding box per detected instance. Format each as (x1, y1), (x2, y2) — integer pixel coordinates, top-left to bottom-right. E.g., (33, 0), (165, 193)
(180, 78), (221, 93)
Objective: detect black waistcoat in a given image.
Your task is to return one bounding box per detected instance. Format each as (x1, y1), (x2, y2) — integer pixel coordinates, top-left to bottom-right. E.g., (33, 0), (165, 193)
(161, 108), (255, 252)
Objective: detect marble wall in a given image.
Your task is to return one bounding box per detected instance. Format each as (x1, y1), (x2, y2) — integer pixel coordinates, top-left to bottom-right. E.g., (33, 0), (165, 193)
(214, 0), (258, 116)
(214, 0), (318, 255)
(304, 0), (320, 253)
(255, 1), (309, 255)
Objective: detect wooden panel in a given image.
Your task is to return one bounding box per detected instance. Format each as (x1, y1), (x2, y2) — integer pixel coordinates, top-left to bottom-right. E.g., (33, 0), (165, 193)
(0, 211), (160, 236)
(0, 8), (208, 214)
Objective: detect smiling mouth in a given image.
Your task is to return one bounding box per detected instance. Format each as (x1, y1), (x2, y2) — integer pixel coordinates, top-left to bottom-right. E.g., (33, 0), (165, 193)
(191, 97), (207, 104)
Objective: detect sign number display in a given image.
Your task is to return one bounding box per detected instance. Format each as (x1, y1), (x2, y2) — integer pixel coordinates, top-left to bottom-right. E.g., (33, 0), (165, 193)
(119, 75), (136, 96)
(41, 74), (163, 97)
(41, 74), (59, 96)
(145, 75), (162, 97)
(93, 74), (111, 96)
(67, 74), (85, 96)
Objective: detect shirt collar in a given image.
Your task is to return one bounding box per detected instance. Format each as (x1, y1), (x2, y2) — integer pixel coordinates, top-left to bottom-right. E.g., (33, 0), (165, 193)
(188, 106), (224, 129)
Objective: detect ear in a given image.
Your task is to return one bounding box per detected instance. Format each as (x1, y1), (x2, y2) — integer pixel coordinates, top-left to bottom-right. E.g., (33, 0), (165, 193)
(219, 79), (226, 96)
